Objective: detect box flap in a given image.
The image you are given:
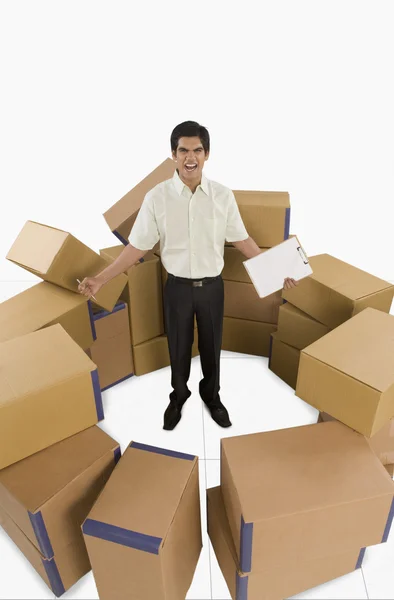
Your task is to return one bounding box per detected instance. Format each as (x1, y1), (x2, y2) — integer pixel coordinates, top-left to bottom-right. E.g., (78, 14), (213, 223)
(303, 308), (394, 392)
(0, 324), (96, 404)
(0, 426), (118, 512)
(309, 255), (393, 300)
(233, 191), (290, 208)
(6, 221), (69, 275)
(221, 421), (394, 524)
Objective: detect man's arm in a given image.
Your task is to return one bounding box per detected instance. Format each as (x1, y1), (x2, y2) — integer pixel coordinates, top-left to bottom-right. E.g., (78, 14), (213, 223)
(97, 244), (147, 285)
(231, 236), (262, 259)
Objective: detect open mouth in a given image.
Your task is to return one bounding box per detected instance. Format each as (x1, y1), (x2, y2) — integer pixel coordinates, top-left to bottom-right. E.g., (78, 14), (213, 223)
(184, 163), (197, 173)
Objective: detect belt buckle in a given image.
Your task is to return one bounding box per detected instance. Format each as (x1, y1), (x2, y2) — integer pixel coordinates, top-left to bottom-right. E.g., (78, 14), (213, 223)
(193, 280), (203, 287)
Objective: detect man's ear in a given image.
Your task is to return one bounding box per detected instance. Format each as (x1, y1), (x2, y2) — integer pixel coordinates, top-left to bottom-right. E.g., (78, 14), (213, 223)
(172, 152), (177, 162)
(204, 151), (210, 161)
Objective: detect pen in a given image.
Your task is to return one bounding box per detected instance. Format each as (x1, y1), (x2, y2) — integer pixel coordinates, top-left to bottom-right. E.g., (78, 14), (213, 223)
(76, 279), (98, 302)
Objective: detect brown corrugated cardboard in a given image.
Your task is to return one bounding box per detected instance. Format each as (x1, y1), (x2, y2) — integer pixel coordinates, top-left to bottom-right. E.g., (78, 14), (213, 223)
(221, 421), (394, 573)
(82, 442), (202, 600)
(282, 254), (394, 328)
(233, 191), (290, 247)
(268, 332), (300, 389)
(222, 317), (276, 356)
(103, 159), (176, 245)
(6, 221), (128, 312)
(224, 280), (282, 324)
(386, 464), (394, 477)
(100, 245), (164, 345)
(0, 281), (95, 350)
(0, 324), (104, 470)
(296, 308), (394, 437)
(222, 246), (263, 283)
(0, 426), (119, 559)
(276, 302), (331, 349)
(88, 303), (134, 391)
(0, 505), (91, 597)
(133, 330), (199, 376)
(207, 486), (365, 600)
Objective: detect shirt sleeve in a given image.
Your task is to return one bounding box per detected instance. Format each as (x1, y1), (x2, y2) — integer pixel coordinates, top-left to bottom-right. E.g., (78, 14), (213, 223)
(225, 190), (249, 242)
(128, 191), (160, 250)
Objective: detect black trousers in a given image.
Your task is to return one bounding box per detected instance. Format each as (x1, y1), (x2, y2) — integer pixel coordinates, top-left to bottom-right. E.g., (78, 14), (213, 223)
(163, 274), (224, 409)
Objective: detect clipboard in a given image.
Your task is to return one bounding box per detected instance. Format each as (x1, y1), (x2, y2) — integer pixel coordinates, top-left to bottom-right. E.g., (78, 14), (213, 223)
(243, 236), (312, 298)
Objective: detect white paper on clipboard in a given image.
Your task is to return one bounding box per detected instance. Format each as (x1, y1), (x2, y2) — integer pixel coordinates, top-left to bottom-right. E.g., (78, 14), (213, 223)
(243, 236), (313, 298)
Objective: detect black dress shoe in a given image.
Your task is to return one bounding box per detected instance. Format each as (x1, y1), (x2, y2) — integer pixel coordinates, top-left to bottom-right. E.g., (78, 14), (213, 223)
(163, 402), (182, 430)
(210, 405), (232, 428)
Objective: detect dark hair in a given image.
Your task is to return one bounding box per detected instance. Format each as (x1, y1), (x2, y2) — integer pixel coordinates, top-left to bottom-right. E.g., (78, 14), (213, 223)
(170, 121), (210, 154)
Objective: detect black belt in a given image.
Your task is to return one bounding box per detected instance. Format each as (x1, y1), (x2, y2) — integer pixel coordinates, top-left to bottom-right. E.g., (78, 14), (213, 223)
(167, 273), (221, 287)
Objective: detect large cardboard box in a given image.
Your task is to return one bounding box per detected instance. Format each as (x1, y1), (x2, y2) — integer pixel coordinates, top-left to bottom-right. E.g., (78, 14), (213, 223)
(221, 422), (394, 573)
(276, 301), (330, 349)
(88, 302), (134, 391)
(222, 246), (261, 283)
(100, 245), (164, 345)
(296, 308), (394, 437)
(0, 324), (104, 470)
(224, 280), (282, 324)
(6, 221), (128, 312)
(268, 332), (300, 389)
(103, 159), (176, 245)
(282, 254), (394, 328)
(0, 426), (120, 559)
(233, 191), (290, 247)
(133, 330), (199, 376)
(0, 281), (95, 350)
(222, 317), (276, 357)
(82, 441), (202, 600)
(207, 486), (364, 600)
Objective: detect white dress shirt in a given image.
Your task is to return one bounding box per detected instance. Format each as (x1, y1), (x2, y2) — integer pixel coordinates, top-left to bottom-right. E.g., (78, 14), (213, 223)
(129, 169), (248, 278)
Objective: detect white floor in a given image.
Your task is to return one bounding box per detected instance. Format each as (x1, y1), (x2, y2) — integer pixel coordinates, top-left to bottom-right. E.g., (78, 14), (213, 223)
(1, 281), (394, 600)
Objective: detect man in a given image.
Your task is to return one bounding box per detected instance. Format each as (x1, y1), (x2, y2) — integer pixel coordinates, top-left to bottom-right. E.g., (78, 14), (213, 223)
(79, 121), (297, 430)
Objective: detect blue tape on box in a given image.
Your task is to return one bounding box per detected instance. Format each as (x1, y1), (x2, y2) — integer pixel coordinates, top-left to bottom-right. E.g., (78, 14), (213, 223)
(83, 519), (162, 554)
(130, 441), (195, 462)
(236, 572), (248, 600)
(112, 230), (129, 246)
(114, 446), (121, 465)
(240, 516), (253, 573)
(355, 547), (366, 569)
(284, 207), (290, 240)
(42, 557), (65, 597)
(382, 496), (394, 543)
(91, 370), (104, 421)
(28, 511), (54, 559)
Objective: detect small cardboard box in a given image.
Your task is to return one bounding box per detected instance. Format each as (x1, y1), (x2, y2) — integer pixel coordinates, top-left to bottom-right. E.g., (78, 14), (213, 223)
(0, 426), (120, 558)
(268, 332), (300, 389)
(0, 281), (95, 350)
(100, 245), (164, 345)
(82, 442), (202, 600)
(0, 324), (104, 469)
(103, 159), (176, 245)
(296, 308), (394, 437)
(276, 302), (330, 349)
(133, 330), (199, 376)
(0, 506), (91, 597)
(207, 486), (365, 600)
(233, 191), (290, 248)
(224, 280), (282, 324)
(222, 317), (276, 357)
(88, 302), (134, 391)
(282, 254), (394, 328)
(221, 421), (394, 573)
(6, 221), (128, 312)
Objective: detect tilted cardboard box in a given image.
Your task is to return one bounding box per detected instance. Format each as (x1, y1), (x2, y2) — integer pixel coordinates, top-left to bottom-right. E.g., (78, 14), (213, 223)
(6, 221), (127, 312)
(222, 317), (276, 357)
(268, 332), (300, 389)
(224, 280), (282, 324)
(0, 324), (104, 469)
(82, 442), (202, 600)
(221, 422), (394, 573)
(296, 308), (394, 437)
(103, 159), (176, 245)
(276, 301), (330, 349)
(233, 191), (290, 247)
(0, 281), (95, 350)
(282, 254), (394, 328)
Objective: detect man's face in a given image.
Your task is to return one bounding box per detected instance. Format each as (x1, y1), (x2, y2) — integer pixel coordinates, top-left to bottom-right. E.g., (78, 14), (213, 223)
(172, 136), (209, 183)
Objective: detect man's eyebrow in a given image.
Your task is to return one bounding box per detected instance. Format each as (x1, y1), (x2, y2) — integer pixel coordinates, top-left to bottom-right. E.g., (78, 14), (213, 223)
(178, 146), (204, 151)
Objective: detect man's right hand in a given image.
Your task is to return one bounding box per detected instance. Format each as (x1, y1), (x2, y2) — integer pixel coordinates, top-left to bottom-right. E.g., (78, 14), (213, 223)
(78, 276), (103, 299)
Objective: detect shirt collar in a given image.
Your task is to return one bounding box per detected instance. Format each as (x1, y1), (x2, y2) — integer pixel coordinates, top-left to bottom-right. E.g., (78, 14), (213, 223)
(172, 169), (209, 196)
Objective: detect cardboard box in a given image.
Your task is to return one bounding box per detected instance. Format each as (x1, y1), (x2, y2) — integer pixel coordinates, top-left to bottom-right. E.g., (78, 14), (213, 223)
(133, 330), (199, 376)
(233, 191), (290, 247)
(103, 159), (176, 245)
(296, 308), (394, 437)
(282, 254), (394, 328)
(222, 317), (276, 357)
(88, 302), (134, 391)
(222, 246), (262, 283)
(0, 281), (95, 350)
(82, 441), (202, 600)
(386, 464), (394, 477)
(0, 426), (120, 558)
(276, 301), (330, 349)
(207, 486), (365, 600)
(100, 245), (164, 345)
(224, 280), (282, 324)
(221, 421), (394, 573)
(0, 324), (104, 470)
(0, 506), (91, 597)
(6, 221), (128, 312)
(268, 332), (300, 389)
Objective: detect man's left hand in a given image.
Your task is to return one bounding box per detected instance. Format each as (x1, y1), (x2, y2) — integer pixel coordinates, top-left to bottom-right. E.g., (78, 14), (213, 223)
(283, 277), (298, 290)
